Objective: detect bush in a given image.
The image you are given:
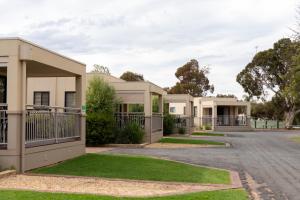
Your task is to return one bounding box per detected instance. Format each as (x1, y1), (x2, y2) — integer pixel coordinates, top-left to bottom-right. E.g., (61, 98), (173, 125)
(203, 124), (212, 130)
(116, 122), (145, 144)
(178, 127), (186, 134)
(163, 114), (175, 135)
(86, 112), (116, 146)
(86, 76), (120, 145)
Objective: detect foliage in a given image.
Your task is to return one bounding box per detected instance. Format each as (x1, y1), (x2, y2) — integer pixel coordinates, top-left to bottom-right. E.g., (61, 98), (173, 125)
(128, 104), (144, 112)
(0, 189), (249, 200)
(120, 71), (144, 81)
(203, 124), (212, 130)
(32, 153), (230, 184)
(251, 100), (284, 120)
(236, 38), (300, 127)
(168, 59), (214, 97)
(178, 127), (186, 134)
(91, 64), (110, 74)
(163, 114), (175, 135)
(216, 94), (236, 98)
(86, 113), (116, 145)
(86, 77), (119, 145)
(152, 96), (159, 113)
(116, 122), (145, 144)
(86, 77), (119, 114)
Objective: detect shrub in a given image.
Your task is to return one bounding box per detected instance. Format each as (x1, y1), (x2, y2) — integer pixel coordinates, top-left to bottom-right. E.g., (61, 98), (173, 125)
(86, 76), (120, 145)
(203, 124), (212, 130)
(178, 127), (186, 134)
(163, 114), (175, 135)
(86, 77), (119, 114)
(116, 122), (145, 144)
(86, 113), (117, 145)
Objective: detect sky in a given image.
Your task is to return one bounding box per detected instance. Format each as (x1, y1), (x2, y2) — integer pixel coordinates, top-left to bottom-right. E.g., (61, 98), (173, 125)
(0, 0), (299, 98)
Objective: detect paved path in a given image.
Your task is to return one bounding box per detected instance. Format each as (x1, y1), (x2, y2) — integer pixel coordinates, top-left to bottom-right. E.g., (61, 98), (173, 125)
(108, 131), (300, 200)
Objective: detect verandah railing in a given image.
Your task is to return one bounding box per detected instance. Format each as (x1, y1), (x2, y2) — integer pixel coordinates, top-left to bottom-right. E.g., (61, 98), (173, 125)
(115, 112), (145, 129)
(201, 115), (249, 126)
(0, 104), (8, 148)
(25, 105), (81, 148)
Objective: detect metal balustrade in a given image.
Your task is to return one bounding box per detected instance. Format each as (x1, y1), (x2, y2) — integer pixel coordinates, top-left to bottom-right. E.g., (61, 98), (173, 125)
(0, 104), (8, 148)
(115, 112), (145, 129)
(152, 113), (163, 132)
(201, 115), (249, 126)
(25, 105), (81, 147)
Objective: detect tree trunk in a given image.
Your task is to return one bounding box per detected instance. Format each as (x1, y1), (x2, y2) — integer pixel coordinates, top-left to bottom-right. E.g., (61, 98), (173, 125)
(284, 111), (296, 128)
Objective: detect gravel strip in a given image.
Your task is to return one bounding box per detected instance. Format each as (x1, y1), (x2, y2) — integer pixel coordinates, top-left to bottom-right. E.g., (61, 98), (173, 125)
(0, 174), (234, 197)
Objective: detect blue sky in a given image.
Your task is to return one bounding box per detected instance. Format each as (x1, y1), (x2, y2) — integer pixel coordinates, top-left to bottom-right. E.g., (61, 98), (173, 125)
(0, 0), (298, 98)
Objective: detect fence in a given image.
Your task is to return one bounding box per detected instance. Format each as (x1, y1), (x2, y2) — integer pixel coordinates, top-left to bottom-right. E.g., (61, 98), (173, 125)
(115, 112), (145, 129)
(173, 115), (188, 128)
(0, 104), (8, 148)
(250, 118), (285, 129)
(152, 113), (163, 132)
(25, 105), (81, 147)
(201, 115), (249, 127)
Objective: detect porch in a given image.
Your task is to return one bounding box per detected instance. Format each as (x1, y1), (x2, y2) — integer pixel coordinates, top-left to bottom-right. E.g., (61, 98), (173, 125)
(165, 94), (194, 134)
(0, 38), (86, 172)
(200, 105), (252, 131)
(87, 73), (164, 143)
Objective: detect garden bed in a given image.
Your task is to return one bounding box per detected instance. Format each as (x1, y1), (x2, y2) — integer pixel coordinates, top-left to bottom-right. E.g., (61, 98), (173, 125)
(192, 132), (225, 137)
(159, 137), (225, 146)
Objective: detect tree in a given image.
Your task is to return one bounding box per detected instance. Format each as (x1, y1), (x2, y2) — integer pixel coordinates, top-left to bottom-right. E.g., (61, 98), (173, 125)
(86, 77), (119, 145)
(168, 59), (214, 97)
(216, 94), (236, 98)
(120, 71), (144, 81)
(237, 38), (300, 127)
(92, 64), (110, 74)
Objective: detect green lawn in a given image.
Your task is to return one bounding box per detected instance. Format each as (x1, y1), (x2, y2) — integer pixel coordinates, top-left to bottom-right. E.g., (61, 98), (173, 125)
(159, 138), (225, 146)
(291, 136), (300, 143)
(31, 154), (230, 184)
(192, 132), (225, 137)
(0, 189), (248, 200)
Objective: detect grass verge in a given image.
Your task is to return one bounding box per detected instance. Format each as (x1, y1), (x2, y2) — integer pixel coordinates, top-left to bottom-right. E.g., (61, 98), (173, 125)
(192, 132), (225, 137)
(159, 138), (225, 146)
(31, 153), (230, 184)
(291, 136), (300, 143)
(0, 189), (248, 200)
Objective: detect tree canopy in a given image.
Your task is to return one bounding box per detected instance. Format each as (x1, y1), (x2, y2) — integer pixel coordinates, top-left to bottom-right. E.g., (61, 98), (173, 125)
(120, 71), (144, 81)
(91, 64), (110, 74)
(236, 38), (300, 127)
(168, 59), (214, 97)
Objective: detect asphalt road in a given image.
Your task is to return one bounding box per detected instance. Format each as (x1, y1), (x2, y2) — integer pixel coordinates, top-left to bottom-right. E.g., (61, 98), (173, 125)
(108, 131), (300, 200)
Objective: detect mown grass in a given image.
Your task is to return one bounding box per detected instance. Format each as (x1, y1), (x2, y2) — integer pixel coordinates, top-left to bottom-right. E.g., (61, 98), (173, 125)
(291, 136), (300, 143)
(31, 153), (230, 184)
(192, 132), (225, 137)
(0, 189), (248, 200)
(159, 137), (225, 146)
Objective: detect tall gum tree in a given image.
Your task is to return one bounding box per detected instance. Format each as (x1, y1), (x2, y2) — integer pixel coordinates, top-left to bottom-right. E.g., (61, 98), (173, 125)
(237, 38), (300, 127)
(168, 59), (214, 97)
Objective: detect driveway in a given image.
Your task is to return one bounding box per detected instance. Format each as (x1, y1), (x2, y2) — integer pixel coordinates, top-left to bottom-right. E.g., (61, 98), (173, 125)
(107, 131), (300, 200)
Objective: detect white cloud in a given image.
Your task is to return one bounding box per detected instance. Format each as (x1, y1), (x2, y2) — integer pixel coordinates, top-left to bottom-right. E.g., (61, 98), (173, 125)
(0, 0), (298, 98)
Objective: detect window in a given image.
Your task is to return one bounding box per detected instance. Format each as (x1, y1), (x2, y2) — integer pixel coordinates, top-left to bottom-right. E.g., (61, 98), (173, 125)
(194, 106), (198, 117)
(183, 106), (186, 115)
(34, 92), (49, 106)
(170, 107), (176, 113)
(65, 92), (76, 108)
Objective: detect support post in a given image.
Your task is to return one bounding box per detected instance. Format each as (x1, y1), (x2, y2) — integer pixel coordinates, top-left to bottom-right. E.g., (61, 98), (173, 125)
(21, 61), (27, 173)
